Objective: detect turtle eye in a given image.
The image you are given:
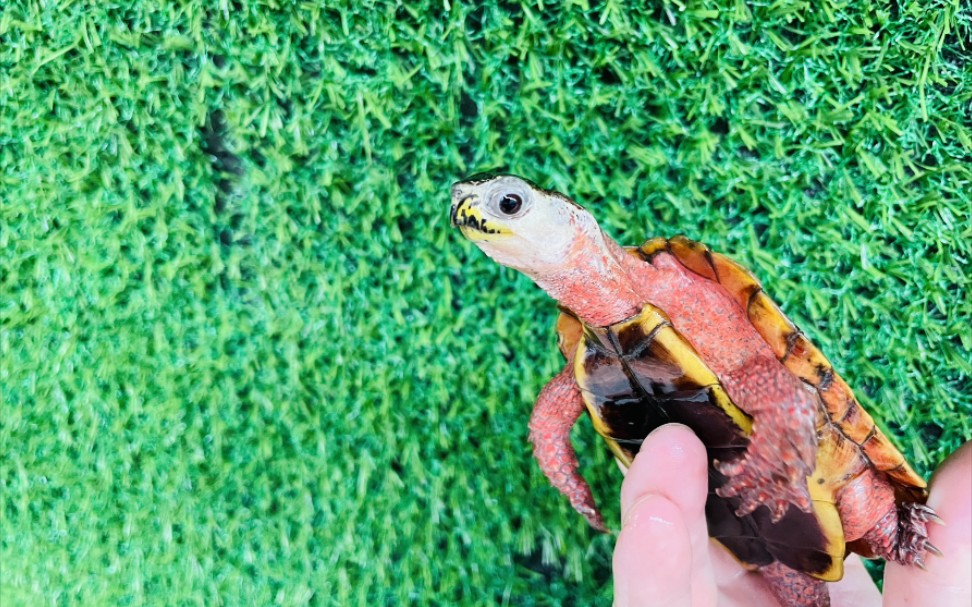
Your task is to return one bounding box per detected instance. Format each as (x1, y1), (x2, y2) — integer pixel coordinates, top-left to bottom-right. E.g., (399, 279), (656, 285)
(498, 193), (523, 215)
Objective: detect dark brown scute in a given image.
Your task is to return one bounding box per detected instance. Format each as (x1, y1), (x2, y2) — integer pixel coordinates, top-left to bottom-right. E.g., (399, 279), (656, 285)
(576, 314), (834, 574)
(782, 330), (803, 361)
(613, 316), (670, 356)
(708, 474), (835, 576)
(579, 338), (671, 443)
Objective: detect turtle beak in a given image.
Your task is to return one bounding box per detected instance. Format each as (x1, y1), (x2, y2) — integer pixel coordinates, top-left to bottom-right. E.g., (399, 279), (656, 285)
(450, 183), (508, 239)
(449, 183), (469, 228)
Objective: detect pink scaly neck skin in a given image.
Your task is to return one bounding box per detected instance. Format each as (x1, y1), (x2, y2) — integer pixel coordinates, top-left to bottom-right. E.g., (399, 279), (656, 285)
(530, 228), (778, 376)
(530, 230), (648, 328)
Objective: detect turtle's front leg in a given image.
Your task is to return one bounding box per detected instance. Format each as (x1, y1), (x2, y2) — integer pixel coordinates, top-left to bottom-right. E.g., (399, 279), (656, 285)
(716, 355), (818, 521)
(529, 363), (607, 531)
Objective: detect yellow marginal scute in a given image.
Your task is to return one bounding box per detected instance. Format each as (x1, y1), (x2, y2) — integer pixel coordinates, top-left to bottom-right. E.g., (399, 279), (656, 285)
(639, 237), (669, 258)
(556, 311), (584, 360)
(709, 385), (753, 436)
(669, 235), (718, 281)
(607, 439), (634, 468)
(559, 311), (623, 458)
(806, 453), (846, 582)
(571, 337), (615, 440)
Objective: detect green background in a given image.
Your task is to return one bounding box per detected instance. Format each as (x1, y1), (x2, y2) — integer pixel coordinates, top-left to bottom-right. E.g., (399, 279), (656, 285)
(2, 1), (969, 605)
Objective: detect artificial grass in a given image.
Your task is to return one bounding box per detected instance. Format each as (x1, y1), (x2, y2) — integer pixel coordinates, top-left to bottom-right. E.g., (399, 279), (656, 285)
(1, 0), (969, 605)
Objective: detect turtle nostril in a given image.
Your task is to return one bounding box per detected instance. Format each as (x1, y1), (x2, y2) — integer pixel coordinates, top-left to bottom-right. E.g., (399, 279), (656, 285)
(451, 183), (464, 202)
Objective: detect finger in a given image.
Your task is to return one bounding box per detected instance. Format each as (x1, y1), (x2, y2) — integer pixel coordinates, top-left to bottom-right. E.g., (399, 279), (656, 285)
(884, 441), (972, 607)
(707, 541), (783, 606)
(620, 424), (709, 523)
(618, 424), (716, 606)
(614, 493), (693, 607)
(828, 554), (881, 607)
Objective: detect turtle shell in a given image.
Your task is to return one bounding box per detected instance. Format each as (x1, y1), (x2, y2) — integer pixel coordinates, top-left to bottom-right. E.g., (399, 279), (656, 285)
(556, 236), (927, 581)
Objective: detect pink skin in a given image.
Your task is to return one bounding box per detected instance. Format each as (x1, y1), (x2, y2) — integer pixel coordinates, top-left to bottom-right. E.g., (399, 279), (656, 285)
(838, 471), (942, 567)
(614, 426), (972, 607)
(528, 363), (606, 532)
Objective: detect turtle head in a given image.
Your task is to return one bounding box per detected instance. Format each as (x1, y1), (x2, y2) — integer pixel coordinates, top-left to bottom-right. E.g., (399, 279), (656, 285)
(450, 174), (601, 280)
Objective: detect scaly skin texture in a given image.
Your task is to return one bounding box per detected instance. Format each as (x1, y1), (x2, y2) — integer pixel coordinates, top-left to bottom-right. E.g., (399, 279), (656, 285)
(836, 470), (939, 565)
(529, 363), (606, 532)
(837, 469), (898, 543)
(760, 562), (831, 607)
(527, 240), (936, 604)
(715, 356), (817, 521)
(538, 238), (818, 523)
(533, 248), (826, 605)
(860, 502), (941, 567)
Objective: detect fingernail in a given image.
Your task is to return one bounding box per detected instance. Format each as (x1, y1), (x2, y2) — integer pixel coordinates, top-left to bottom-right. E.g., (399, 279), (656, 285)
(622, 492), (677, 528)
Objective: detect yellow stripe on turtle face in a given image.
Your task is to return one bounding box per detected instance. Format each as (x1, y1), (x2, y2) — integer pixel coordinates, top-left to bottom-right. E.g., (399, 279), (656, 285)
(452, 197), (512, 240)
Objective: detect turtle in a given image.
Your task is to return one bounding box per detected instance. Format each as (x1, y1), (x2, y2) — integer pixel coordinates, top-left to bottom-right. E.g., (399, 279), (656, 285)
(449, 174), (941, 607)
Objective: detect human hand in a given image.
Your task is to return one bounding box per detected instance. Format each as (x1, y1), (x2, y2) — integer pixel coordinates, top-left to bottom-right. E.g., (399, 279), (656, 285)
(612, 424), (972, 607)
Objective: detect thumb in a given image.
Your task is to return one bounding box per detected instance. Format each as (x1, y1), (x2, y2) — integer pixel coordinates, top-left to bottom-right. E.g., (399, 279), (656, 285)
(883, 441), (972, 607)
(613, 424), (715, 607)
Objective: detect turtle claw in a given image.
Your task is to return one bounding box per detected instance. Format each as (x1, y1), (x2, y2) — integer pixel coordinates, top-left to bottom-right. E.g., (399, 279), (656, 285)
(893, 502), (943, 565)
(579, 506), (608, 533)
(715, 453), (813, 522)
(914, 504), (945, 526)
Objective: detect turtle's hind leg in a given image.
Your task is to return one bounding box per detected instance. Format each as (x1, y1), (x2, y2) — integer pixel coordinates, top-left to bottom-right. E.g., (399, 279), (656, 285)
(859, 501), (942, 568)
(837, 469), (943, 567)
(760, 562), (831, 607)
